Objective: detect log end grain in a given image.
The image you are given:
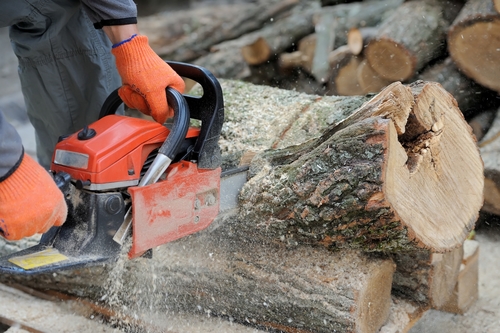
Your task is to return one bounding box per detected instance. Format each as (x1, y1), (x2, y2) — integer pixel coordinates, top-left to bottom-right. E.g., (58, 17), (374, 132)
(365, 39), (417, 82)
(241, 37), (272, 66)
(385, 82), (484, 252)
(448, 18), (500, 93)
(357, 59), (393, 94)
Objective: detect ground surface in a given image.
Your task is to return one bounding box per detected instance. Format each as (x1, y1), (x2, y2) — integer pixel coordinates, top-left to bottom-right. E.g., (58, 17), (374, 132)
(0, 23), (499, 332)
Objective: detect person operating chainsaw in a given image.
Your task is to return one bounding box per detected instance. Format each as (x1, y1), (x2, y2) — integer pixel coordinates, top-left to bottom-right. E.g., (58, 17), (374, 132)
(0, 0), (185, 240)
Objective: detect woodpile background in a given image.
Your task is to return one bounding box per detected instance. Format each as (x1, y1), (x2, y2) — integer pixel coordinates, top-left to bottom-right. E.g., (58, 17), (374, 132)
(140, 0), (500, 218)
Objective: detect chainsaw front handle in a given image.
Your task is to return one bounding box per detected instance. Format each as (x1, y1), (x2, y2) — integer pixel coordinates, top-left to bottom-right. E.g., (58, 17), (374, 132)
(99, 61), (224, 170)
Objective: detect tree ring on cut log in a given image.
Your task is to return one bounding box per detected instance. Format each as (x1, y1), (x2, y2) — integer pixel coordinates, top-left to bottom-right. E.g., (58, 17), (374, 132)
(448, 19), (500, 93)
(386, 82), (483, 251)
(365, 39), (417, 82)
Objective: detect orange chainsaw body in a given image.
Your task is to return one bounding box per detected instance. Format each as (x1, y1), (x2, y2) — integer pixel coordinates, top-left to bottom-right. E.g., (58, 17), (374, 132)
(50, 115), (200, 185)
(50, 114), (220, 259)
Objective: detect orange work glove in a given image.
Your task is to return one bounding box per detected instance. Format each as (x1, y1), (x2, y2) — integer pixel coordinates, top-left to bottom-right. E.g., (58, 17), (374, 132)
(111, 35), (185, 124)
(0, 153), (67, 240)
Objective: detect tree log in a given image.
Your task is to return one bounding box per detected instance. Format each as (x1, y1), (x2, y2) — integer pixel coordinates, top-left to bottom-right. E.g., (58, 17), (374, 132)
(0, 80), (484, 332)
(364, 0), (454, 82)
(418, 57), (500, 118)
(310, 0), (404, 82)
(239, 81), (483, 253)
(495, 0), (500, 13)
(447, 0), (500, 93)
(479, 107), (500, 215)
(278, 33), (317, 74)
(356, 58), (392, 94)
(325, 46), (364, 96)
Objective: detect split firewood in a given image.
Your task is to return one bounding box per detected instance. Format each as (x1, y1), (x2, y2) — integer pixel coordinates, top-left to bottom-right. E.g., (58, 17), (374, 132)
(479, 107), (500, 216)
(0, 80), (483, 333)
(356, 58), (392, 94)
(439, 239), (480, 314)
(347, 27), (378, 56)
(391, 246), (464, 308)
(364, 0), (459, 82)
(325, 46), (364, 96)
(447, 0), (500, 94)
(418, 57), (500, 118)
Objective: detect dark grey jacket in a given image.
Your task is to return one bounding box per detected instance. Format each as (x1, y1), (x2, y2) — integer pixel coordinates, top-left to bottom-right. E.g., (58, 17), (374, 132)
(0, 0), (137, 179)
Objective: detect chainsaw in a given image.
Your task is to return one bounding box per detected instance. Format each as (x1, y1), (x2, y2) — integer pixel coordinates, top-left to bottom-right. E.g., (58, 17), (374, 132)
(0, 62), (247, 275)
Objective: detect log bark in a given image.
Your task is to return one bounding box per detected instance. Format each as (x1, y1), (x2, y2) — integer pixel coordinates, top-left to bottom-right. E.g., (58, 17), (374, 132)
(479, 107), (500, 215)
(447, 0), (500, 93)
(391, 246), (464, 308)
(418, 57), (500, 118)
(0, 80), (484, 333)
(364, 0), (453, 82)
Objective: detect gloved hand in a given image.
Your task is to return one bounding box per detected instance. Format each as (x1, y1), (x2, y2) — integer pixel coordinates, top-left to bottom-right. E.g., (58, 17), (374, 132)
(0, 153), (67, 240)
(111, 35), (185, 124)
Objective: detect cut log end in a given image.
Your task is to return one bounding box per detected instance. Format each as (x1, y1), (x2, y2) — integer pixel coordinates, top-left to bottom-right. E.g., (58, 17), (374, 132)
(357, 59), (392, 94)
(448, 19), (500, 93)
(365, 39), (416, 82)
(385, 82), (483, 252)
(241, 37), (272, 65)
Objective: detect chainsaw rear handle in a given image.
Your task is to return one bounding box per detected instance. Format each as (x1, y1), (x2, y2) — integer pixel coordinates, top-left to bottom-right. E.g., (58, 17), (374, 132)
(99, 61), (224, 170)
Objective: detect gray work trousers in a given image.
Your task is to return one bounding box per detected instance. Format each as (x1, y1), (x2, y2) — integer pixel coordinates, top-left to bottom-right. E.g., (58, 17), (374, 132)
(1, 0), (122, 168)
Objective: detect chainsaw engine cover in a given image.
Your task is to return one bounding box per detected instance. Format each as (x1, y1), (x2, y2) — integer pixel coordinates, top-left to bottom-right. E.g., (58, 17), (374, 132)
(51, 115), (200, 190)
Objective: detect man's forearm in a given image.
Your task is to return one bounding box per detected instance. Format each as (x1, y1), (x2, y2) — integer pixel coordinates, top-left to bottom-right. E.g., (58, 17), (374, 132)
(102, 24), (139, 45)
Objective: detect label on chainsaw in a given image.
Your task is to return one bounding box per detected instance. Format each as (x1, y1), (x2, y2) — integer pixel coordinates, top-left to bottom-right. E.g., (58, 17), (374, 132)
(8, 248), (69, 270)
